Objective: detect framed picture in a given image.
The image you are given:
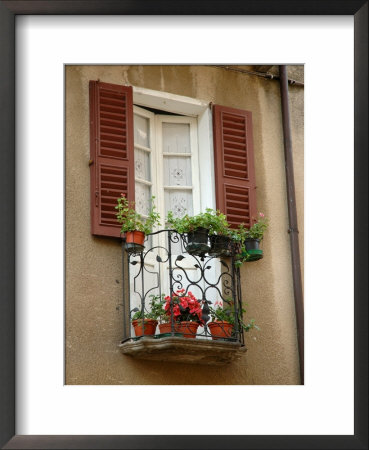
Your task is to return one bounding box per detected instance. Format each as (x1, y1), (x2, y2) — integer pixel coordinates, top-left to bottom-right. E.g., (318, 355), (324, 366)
(0, 1), (367, 449)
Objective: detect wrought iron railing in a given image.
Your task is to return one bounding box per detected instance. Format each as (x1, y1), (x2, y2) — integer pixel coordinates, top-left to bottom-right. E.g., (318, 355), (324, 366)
(121, 229), (245, 345)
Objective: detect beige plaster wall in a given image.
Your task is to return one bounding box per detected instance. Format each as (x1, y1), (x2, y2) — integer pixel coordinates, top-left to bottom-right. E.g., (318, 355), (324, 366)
(65, 65), (303, 385)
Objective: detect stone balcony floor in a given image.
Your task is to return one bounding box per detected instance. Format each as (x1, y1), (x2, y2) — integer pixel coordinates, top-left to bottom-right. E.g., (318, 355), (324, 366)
(119, 336), (247, 365)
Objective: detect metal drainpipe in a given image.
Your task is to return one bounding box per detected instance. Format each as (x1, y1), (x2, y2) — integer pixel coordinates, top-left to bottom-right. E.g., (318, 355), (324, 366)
(279, 65), (304, 385)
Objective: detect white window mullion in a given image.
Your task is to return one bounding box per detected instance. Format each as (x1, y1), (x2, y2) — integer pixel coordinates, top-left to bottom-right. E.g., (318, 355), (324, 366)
(135, 143), (152, 153)
(162, 152), (192, 157)
(189, 120), (200, 215)
(135, 178), (153, 187)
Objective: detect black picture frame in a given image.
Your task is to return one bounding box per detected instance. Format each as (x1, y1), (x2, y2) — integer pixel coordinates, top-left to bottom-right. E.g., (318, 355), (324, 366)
(0, 1), (367, 449)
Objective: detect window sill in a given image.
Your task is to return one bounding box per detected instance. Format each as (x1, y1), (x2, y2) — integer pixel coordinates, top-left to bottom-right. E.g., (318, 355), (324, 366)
(119, 336), (247, 366)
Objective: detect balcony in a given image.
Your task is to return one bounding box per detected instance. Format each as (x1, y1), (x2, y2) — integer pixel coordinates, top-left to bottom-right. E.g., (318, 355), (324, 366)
(118, 229), (248, 365)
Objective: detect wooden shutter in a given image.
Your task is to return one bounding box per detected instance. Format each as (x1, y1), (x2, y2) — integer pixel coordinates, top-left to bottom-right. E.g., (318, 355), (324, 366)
(213, 104), (257, 229)
(89, 81), (134, 237)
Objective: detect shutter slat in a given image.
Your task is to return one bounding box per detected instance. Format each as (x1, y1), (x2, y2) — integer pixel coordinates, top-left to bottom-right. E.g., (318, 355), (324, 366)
(100, 90), (127, 101)
(227, 200), (249, 209)
(213, 105), (257, 229)
(226, 207), (250, 216)
(90, 81), (134, 237)
(224, 140), (247, 150)
(223, 147), (248, 157)
(100, 111), (126, 122)
(101, 201), (119, 208)
(100, 96), (126, 107)
(223, 134), (246, 145)
(224, 160), (248, 171)
(223, 114), (245, 124)
(101, 210), (118, 217)
(101, 179), (127, 189)
(100, 138), (126, 148)
(100, 148), (127, 159)
(224, 154), (247, 164)
(101, 173), (126, 182)
(227, 214), (250, 222)
(223, 127), (246, 137)
(100, 126), (126, 136)
(226, 191), (248, 200)
(223, 116), (245, 131)
(100, 104), (126, 115)
(101, 117), (125, 128)
(100, 138), (127, 148)
(224, 169), (248, 178)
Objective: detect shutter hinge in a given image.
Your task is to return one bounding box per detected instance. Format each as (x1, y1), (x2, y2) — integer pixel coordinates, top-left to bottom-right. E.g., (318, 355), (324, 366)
(95, 191), (99, 206)
(89, 159), (94, 166)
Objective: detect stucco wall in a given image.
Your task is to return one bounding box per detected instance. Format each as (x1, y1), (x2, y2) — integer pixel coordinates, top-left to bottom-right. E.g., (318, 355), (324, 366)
(65, 65), (303, 384)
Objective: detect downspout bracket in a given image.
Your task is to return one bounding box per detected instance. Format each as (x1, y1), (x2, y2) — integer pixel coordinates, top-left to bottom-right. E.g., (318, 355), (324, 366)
(288, 227), (299, 234)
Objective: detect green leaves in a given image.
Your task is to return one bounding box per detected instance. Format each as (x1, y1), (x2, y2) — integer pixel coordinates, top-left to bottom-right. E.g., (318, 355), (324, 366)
(235, 213), (269, 241)
(166, 208), (231, 235)
(208, 302), (259, 333)
(131, 294), (166, 321)
(116, 195), (161, 235)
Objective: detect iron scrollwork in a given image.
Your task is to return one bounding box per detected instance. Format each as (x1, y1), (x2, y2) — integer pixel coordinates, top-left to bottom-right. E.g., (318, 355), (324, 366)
(122, 230), (245, 345)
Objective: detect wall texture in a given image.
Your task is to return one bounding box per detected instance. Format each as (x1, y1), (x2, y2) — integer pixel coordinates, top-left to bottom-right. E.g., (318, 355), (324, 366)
(65, 65), (304, 385)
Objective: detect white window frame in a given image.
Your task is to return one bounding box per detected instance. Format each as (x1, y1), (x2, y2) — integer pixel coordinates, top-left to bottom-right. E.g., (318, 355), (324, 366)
(133, 86), (216, 212)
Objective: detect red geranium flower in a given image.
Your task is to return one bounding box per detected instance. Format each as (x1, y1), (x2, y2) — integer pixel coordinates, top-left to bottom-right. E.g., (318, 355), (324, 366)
(164, 289), (203, 323)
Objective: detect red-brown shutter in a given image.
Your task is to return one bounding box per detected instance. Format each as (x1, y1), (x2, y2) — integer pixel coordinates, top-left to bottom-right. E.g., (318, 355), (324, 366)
(89, 81), (134, 238)
(213, 104), (257, 229)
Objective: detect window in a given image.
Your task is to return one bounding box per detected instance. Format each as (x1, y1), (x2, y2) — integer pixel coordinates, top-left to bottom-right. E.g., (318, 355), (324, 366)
(133, 106), (200, 231)
(89, 81), (257, 239)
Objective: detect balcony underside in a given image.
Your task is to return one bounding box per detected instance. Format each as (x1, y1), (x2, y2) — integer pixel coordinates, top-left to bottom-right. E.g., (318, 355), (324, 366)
(119, 336), (247, 365)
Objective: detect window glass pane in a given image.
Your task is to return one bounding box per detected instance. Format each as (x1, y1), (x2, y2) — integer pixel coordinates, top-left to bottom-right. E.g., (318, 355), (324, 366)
(163, 156), (192, 186)
(135, 148), (151, 181)
(162, 123), (190, 153)
(164, 189), (193, 218)
(134, 114), (150, 147)
(135, 181), (151, 216)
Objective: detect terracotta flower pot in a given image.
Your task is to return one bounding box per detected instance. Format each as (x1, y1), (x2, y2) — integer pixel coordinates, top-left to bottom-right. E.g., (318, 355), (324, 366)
(174, 321), (199, 338)
(208, 321), (234, 340)
(158, 323), (174, 334)
(158, 323), (185, 338)
(131, 319), (157, 337)
(126, 230), (145, 245)
(125, 230), (146, 253)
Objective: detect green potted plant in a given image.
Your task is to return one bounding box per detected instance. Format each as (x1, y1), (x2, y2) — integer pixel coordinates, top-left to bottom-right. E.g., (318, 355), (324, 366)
(157, 313), (184, 338)
(157, 313), (173, 336)
(116, 194), (161, 253)
(166, 210), (209, 255)
(167, 208), (232, 256)
(207, 299), (258, 340)
(163, 289), (204, 338)
(234, 212), (268, 264)
(140, 294), (181, 337)
(244, 212), (268, 249)
(130, 294), (164, 337)
(131, 310), (158, 337)
(207, 210), (234, 257)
